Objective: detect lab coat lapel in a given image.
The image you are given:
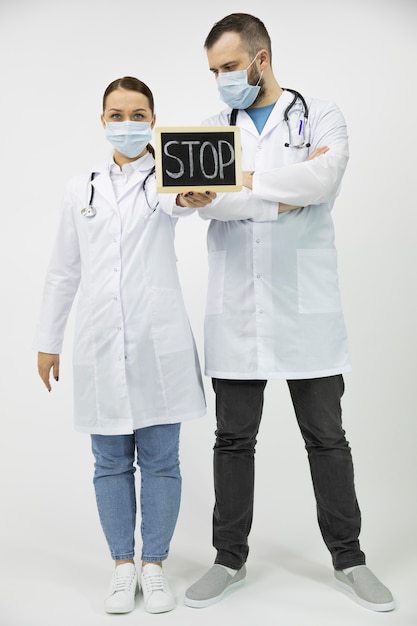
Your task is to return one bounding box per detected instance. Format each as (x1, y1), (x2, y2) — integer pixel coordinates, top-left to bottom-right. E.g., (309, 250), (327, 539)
(89, 154), (155, 207)
(115, 152), (155, 202)
(261, 90), (295, 137)
(232, 90), (293, 137)
(90, 166), (118, 210)
(235, 110), (259, 137)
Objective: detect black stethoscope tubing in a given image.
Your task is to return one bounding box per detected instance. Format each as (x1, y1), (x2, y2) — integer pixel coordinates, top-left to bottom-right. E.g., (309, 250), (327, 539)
(230, 88), (310, 148)
(83, 166), (158, 217)
(283, 88), (310, 148)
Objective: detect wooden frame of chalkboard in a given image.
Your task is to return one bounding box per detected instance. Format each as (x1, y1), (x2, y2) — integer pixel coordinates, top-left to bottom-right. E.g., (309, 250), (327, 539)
(154, 126), (242, 193)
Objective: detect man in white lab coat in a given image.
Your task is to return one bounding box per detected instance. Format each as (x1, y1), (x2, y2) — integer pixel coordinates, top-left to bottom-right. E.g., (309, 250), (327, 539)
(183, 12), (395, 613)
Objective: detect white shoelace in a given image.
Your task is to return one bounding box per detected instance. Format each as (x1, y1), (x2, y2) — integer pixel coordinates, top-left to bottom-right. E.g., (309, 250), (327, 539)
(113, 572), (136, 593)
(142, 572), (168, 593)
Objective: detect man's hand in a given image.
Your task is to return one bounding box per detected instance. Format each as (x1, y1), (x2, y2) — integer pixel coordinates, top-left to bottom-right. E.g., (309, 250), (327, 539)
(38, 352), (60, 392)
(242, 145), (330, 213)
(306, 146), (329, 160)
(243, 146), (330, 191)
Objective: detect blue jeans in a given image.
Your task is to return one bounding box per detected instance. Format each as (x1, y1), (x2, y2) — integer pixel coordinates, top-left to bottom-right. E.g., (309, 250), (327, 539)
(212, 376), (366, 571)
(91, 423), (181, 562)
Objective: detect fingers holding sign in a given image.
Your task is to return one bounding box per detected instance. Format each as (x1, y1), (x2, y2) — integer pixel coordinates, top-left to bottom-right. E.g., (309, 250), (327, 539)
(176, 190), (217, 208)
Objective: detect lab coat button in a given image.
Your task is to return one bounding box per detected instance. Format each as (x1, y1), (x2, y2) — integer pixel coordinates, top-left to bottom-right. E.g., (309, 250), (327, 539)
(256, 238), (260, 243)
(259, 309), (264, 314)
(257, 273), (262, 279)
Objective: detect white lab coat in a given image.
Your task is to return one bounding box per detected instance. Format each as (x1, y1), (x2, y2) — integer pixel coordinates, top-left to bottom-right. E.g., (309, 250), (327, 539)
(196, 90), (351, 379)
(36, 152), (206, 434)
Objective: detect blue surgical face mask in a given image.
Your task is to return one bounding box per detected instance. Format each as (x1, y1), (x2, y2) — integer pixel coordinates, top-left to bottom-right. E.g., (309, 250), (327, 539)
(216, 53), (263, 109)
(105, 120), (153, 158)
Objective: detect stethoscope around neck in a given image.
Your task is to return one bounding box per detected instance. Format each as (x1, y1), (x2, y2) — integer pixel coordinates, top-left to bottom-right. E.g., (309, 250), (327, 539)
(229, 88), (310, 149)
(283, 88), (310, 148)
(81, 166), (159, 218)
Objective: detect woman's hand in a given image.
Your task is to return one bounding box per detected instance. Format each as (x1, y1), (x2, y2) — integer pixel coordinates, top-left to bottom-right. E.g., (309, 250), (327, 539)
(176, 191), (217, 208)
(38, 352), (60, 392)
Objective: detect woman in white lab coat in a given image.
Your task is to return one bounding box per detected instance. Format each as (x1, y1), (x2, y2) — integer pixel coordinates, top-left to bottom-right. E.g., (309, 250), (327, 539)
(36, 76), (213, 615)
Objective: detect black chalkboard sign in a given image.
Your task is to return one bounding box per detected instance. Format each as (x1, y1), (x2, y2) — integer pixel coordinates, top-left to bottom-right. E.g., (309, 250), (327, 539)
(155, 126), (242, 192)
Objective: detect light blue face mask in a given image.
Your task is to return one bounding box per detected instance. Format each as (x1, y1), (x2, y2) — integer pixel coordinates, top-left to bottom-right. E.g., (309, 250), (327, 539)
(105, 120), (153, 158)
(216, 53), (263, 109)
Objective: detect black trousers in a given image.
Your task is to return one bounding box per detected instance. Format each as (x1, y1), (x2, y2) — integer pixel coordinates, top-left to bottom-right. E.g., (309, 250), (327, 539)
(212, 375), (366, 571)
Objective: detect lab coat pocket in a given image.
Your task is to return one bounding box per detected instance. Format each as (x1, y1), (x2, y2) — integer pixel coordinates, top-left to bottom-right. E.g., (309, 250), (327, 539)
(149, 287), (193, 355)
(297, 249), (342, 314)
(206, 251), (226, 315)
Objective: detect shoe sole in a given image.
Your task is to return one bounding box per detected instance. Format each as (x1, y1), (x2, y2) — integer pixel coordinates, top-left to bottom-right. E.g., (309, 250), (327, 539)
(145, 600), (176, 614)
(335, 579), (396, 612)
(105, 603), (135, 614)
(184, 577), (246, 608)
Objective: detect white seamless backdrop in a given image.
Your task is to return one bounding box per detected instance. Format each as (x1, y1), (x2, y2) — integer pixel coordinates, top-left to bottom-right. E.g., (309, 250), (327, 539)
(0, 1), (416, 625)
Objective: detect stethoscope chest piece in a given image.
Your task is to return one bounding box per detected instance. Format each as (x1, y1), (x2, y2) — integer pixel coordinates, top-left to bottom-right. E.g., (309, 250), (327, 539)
(81, 207), (97, 217)
(82, 172), (98, 217)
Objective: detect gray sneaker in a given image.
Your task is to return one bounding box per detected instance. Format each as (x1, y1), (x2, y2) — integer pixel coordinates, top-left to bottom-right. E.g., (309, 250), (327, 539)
(334, 566), (395, 612)
(185, 564), (246, 608)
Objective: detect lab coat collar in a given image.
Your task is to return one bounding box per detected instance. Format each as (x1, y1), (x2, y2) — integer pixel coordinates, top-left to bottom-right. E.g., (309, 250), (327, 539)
(90, 151), (155, 208)
(231, 89), (296, 138)
(108, 150), (154, 176)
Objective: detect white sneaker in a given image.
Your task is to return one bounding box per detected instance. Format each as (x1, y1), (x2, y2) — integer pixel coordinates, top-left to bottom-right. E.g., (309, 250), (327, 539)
(141, 563), (175, 613)
(104, 562), (138, 614)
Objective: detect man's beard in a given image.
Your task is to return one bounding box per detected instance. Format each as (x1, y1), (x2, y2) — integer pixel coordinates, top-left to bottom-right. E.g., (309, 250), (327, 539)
(248, 64), (265, 105)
